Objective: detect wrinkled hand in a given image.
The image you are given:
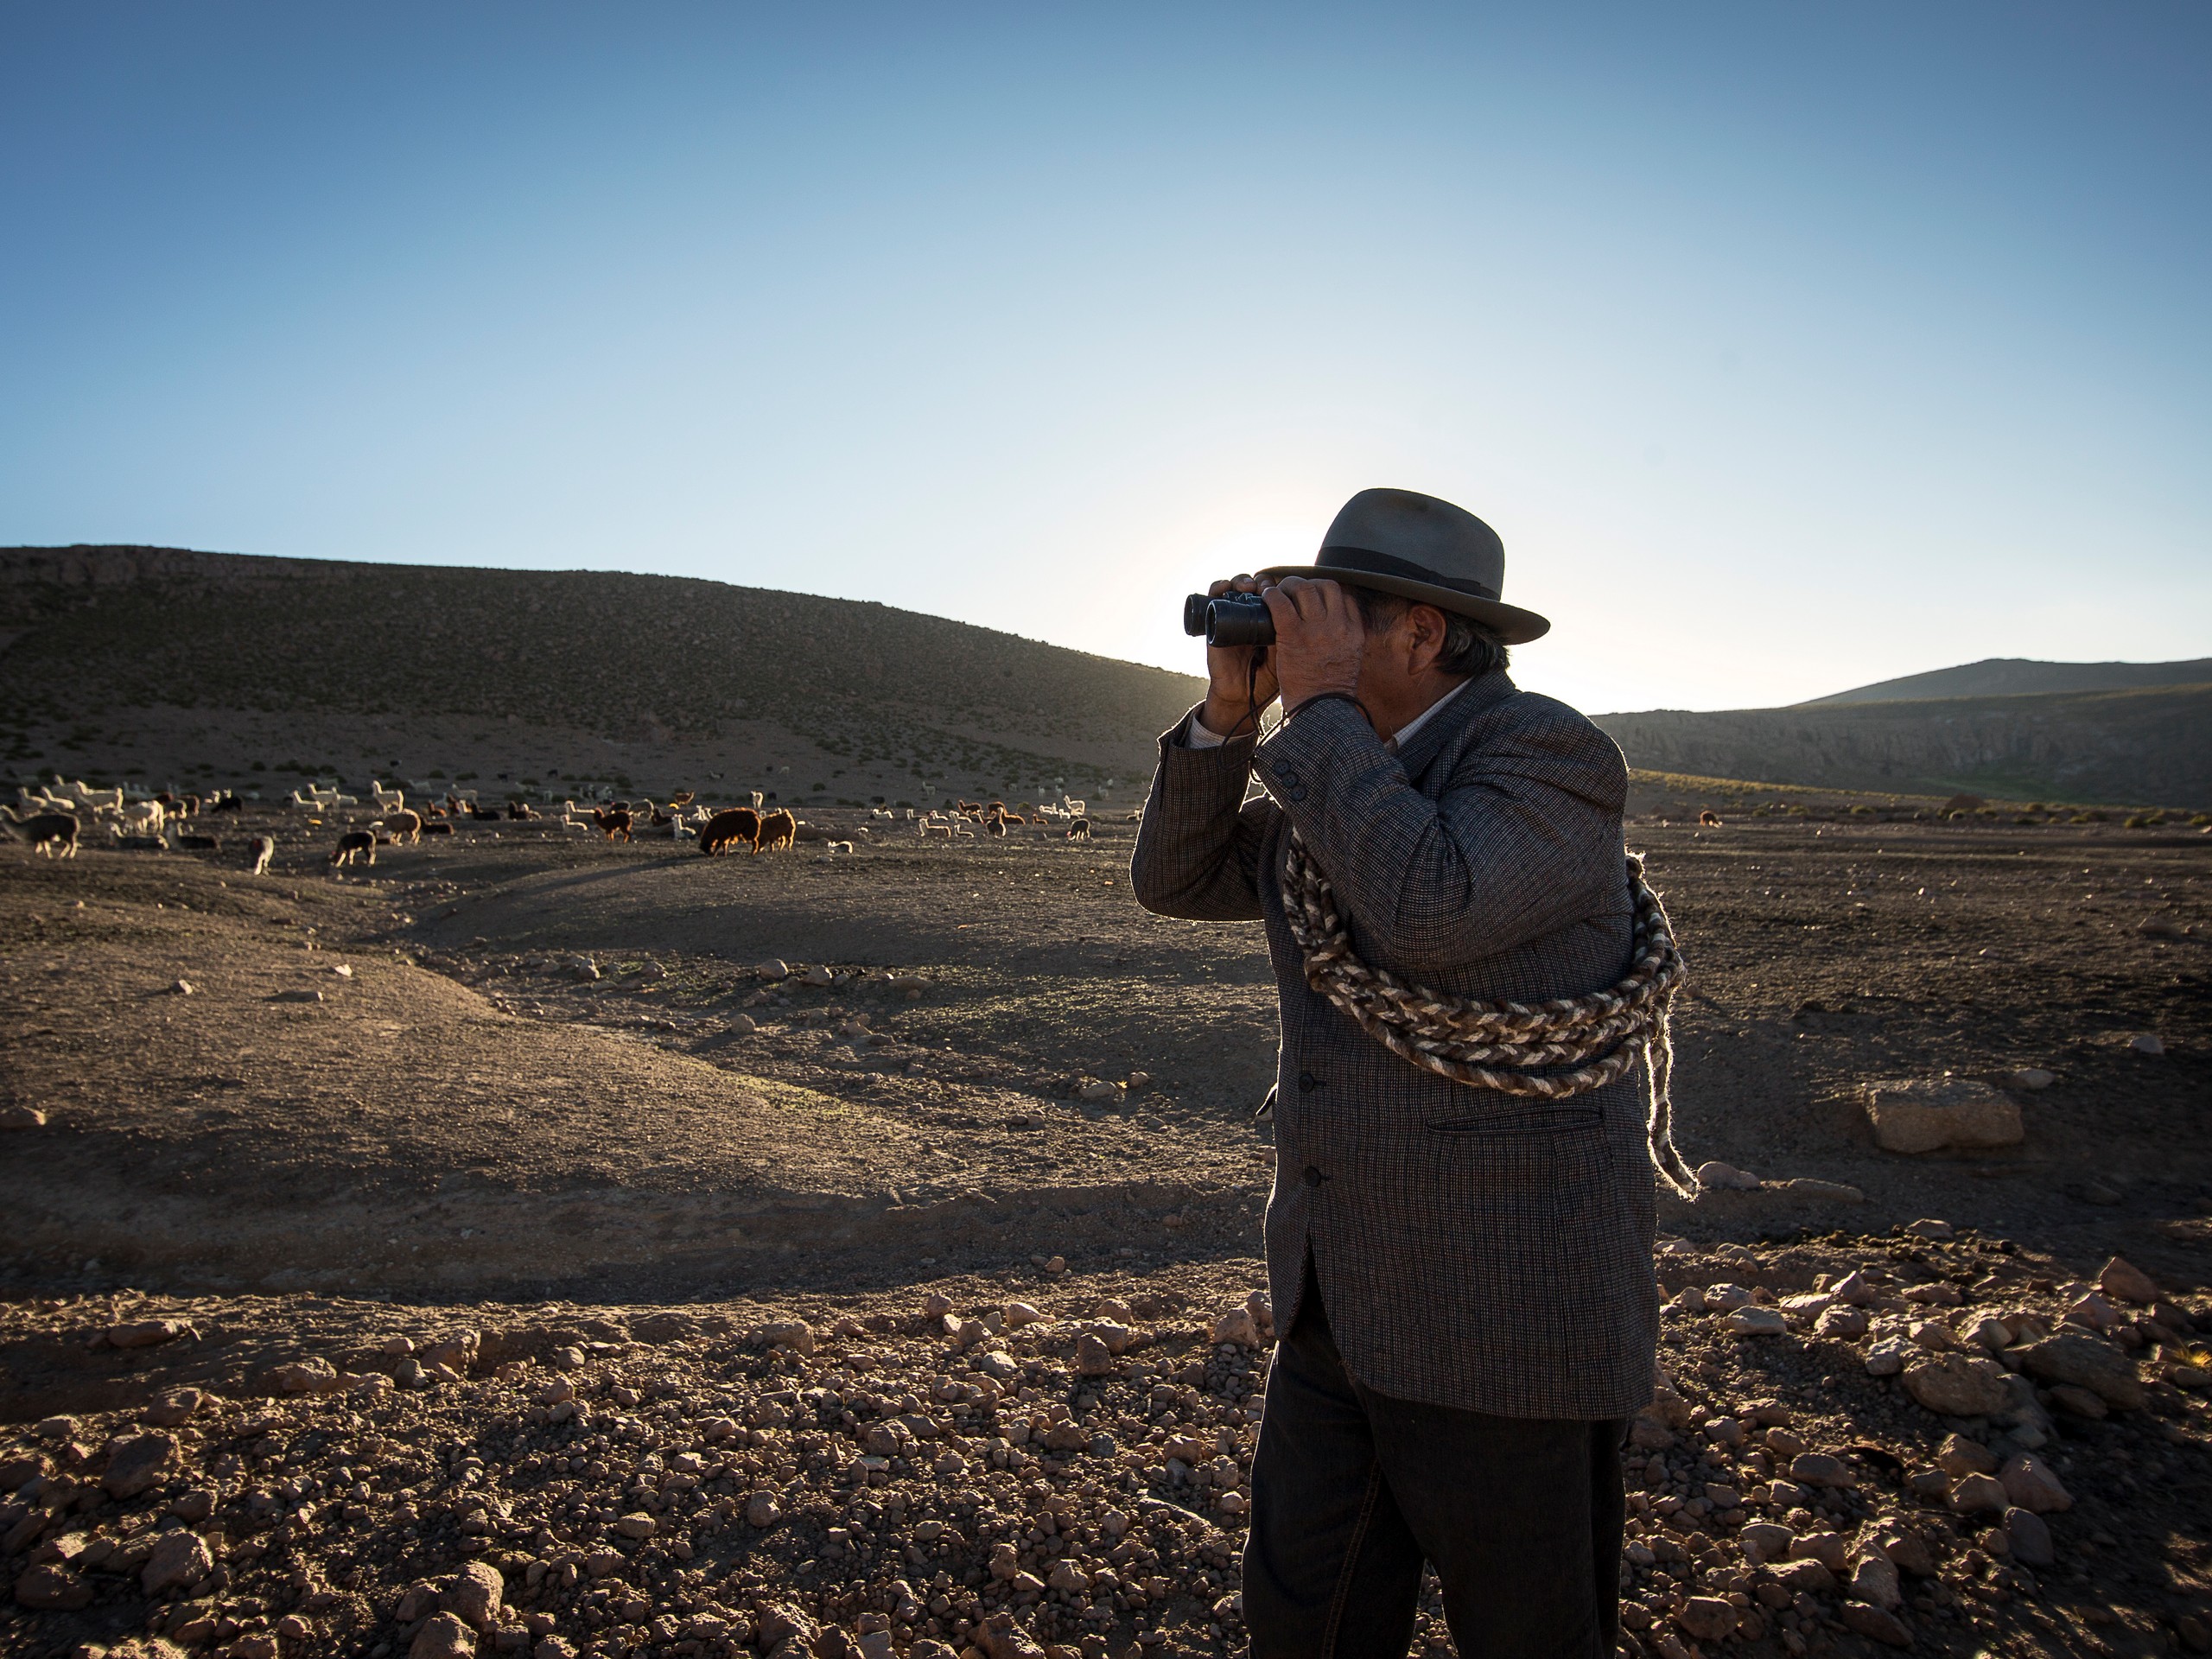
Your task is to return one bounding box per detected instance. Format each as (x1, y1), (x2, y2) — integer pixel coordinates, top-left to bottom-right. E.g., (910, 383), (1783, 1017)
(1200, 575), (1281, 737)
(1264, 577), (1366, 715)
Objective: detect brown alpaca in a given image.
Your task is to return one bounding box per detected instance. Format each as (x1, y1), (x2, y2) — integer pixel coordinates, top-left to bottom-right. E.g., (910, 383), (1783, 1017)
(759, 809), (798, 851)
(387, 810), (423, 844)
(329, 830), (377, 867)
(592, 807), (634, 843)
(1698, 810), (1723, 828)
(699, 807), (762, 855)
(6, 809), (79, 858)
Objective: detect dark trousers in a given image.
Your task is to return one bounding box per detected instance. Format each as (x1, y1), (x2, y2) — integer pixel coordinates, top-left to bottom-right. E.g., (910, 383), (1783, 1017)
(1243, 1273), (1626, 1659)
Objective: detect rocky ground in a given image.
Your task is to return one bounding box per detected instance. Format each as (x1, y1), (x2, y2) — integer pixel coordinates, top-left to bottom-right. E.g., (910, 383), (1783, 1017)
(3, 781), (2209, 1658)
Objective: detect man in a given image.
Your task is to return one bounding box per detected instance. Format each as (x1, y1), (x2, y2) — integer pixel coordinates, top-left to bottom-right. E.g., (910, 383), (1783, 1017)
(1131, 488), (1662, 1659)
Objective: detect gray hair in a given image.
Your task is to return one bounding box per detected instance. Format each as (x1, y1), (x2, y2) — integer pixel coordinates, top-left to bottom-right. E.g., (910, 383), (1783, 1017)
(1351, 588), (1510, 678)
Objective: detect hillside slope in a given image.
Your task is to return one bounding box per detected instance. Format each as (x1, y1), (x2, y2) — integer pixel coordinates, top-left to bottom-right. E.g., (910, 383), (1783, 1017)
(1803, 655), (2212, 705)
(0, 545), (1207, 803)
(1597, 680), (2212, 808)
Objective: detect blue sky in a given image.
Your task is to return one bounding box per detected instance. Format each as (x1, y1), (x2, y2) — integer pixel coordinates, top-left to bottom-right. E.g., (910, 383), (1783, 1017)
(3, 3), (2206, 713)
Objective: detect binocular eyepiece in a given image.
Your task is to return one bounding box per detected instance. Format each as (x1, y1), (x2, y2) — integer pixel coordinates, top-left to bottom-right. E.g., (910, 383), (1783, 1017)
(1183, 590), (1275, 648)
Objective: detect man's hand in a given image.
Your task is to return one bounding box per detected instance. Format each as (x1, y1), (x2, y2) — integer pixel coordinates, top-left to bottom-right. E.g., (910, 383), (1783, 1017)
(1264, 577), (1367, 715)
(1200, 575), (1281, 738)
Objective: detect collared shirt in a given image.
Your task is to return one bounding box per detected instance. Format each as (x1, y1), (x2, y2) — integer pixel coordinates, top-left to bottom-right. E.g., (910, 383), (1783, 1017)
(1185, 675), (1473, 753)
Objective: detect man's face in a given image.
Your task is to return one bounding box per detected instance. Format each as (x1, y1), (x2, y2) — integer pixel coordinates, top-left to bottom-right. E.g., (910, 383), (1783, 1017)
(1351, 596), (1447, 697)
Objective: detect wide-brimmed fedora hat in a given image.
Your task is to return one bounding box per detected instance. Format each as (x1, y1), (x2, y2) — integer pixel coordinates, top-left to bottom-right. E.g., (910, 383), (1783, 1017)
(1259, 487), (1550, 645)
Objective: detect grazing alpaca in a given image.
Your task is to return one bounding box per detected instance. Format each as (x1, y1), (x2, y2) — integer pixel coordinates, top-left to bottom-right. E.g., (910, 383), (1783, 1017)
(592, 806), (634, 843)
(759, 809), (798, 851)
(329, 830), (377, 867)
(249, 836), (276, 875)
(386, 809), (423, 844)
(699, 807), (762, 855)
(1065, 817), (1092, 840)
(1698, 810), (1723, 828)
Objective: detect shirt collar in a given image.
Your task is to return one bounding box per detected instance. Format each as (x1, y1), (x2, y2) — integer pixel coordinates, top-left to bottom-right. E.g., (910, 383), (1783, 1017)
(1382, 676), (1474, 753)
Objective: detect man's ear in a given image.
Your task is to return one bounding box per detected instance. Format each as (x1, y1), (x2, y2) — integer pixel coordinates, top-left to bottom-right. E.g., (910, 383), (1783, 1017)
(1404, 603), (1448, 672)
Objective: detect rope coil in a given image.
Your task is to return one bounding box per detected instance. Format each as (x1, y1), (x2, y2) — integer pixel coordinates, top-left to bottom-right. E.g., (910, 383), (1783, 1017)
(1281, 831), (1698, 1196)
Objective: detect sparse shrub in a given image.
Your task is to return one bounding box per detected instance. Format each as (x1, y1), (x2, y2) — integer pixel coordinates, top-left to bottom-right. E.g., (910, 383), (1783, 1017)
(2125, 815), (2148, 829)
(1849, 804), (1874, 817)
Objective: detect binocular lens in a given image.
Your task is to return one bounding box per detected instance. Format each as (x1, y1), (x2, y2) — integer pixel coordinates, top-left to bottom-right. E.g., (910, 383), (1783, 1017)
(1181, 592), (1275, 648)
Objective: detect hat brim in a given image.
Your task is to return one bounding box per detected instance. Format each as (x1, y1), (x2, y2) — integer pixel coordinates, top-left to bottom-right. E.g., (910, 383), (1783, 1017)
(1254, 566), (1552, 645)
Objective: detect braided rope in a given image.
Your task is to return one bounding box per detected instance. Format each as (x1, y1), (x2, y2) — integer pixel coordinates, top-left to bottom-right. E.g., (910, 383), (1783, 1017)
(1282, 832), (1699, 1196)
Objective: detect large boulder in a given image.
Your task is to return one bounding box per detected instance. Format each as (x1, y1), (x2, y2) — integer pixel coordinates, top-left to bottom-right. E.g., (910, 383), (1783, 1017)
(2096, 1256), (2160, 1305)
(2018, 1334), (2145, 1409)
(1861, 1077), (2024, 1154)
(410, 1612), (478, 1659)
(103, 1433), (178, 1498)
(1901, 1352), (2013, 1417)
(447, 1560), (505, 1630)
(1999, 1453), (2073, 1513)
(140, 1529), (213, 1595)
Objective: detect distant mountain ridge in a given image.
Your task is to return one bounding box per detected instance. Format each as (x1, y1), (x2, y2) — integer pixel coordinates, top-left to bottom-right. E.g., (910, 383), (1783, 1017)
(1596, 681), (2211, 809)
(1804, 656), (2212, 706)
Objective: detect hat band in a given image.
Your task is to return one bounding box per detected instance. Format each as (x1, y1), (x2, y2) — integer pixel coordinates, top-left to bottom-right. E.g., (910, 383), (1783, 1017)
(1316, 544), (1500, 603)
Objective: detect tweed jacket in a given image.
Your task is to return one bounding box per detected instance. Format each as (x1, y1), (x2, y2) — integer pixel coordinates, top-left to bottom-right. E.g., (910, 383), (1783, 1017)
(1130, 671), (1659, 1419)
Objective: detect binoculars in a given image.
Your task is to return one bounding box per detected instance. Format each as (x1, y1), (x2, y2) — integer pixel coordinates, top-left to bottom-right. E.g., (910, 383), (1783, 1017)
(1182, 590), (1275, 648)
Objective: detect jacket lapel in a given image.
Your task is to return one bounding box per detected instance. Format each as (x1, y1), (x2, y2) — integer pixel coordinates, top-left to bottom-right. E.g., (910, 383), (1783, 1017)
(1393, 670), (1516, 789)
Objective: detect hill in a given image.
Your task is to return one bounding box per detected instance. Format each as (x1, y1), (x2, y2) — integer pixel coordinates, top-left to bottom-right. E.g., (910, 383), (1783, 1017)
(1596, 680), (2212, 809)
(0, 545), (1208, 806)
(1802, 655), (2212, 705)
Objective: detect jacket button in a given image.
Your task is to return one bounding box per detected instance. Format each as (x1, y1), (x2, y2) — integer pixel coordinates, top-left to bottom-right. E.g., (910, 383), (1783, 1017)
(1298, 1071), (1321, 1092)
(1302, 1165), (1325, 1188)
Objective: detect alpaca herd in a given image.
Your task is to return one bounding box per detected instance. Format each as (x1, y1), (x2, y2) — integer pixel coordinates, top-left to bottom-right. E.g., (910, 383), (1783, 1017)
(911, 797), (1095, 842)
(7, 770), (1122, 875)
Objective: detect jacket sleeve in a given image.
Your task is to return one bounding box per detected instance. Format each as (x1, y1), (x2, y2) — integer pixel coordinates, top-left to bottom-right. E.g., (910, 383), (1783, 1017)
(1254, 694), (1627, 974)
(1129, 704), (1274, 922)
